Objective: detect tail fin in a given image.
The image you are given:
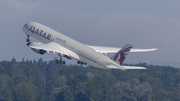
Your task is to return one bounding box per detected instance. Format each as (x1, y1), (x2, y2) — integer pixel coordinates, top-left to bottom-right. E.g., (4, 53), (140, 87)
(111, 43), (133, 65)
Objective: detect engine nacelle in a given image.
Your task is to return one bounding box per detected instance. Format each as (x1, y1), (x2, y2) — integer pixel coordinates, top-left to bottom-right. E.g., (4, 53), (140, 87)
(30, 42), (46, 55)
(58, 53), (72, 60)
(64, 55), (72, 59)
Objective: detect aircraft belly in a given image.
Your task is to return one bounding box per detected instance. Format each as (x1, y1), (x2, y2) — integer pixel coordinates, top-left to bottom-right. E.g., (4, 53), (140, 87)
(33, 35), (50, 43)
(77, 54), (108, 69)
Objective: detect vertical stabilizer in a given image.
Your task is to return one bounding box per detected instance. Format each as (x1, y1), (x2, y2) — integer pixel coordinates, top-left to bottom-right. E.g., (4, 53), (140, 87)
(111, 43), (133, 65)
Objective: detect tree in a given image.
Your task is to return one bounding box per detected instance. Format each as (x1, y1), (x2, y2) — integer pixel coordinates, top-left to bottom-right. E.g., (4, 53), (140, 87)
(11, 57), (16, 64)
(37, 58), (43, 66)
(86, 75), (113, 101)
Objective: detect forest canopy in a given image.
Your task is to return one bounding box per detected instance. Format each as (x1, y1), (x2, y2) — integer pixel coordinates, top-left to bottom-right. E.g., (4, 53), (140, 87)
(0, 57), (180, 101)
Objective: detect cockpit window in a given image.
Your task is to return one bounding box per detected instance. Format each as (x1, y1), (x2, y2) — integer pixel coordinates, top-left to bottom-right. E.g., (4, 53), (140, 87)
(24, 23), (27, 28)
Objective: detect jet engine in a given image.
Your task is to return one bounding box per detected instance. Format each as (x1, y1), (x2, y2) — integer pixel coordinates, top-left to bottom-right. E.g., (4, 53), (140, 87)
(64, 55), (72, 59)
(58, 53), (72, 60)
(30, 42), (46, 55)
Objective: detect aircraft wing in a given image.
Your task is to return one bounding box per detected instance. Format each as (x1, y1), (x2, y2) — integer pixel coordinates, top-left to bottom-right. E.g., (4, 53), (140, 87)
(29, 42), (80, 60)
(106, 65), (147, 70)
(87, 45), (160, 54)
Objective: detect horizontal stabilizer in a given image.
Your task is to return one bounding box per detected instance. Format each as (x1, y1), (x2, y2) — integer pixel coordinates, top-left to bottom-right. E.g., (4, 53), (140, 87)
(123, 66), (147, 69)
(106, 65), (146, 70)
(106, 65), (125, 70)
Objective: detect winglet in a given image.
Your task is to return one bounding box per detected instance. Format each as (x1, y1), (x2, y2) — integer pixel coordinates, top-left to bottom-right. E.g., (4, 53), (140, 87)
(111, 43), (132, 65)
(157, 46), (161, 49)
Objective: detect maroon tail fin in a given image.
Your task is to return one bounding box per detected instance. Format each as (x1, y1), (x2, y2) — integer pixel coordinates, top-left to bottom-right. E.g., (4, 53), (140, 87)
(111, 43), (133, 65)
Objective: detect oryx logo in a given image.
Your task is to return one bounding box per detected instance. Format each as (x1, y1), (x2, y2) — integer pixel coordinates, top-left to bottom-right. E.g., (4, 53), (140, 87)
(113, 46), (132, 65)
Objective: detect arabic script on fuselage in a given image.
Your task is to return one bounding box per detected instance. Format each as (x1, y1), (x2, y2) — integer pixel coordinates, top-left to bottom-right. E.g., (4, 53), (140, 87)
(56, 37), (66, 43)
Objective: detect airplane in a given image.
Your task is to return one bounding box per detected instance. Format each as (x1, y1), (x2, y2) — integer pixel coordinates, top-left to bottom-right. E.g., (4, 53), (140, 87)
(22, 22), (159, 70)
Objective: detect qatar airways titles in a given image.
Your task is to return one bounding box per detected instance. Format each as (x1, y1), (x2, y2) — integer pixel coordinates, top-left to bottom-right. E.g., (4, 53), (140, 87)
(30, 26), (51, 40)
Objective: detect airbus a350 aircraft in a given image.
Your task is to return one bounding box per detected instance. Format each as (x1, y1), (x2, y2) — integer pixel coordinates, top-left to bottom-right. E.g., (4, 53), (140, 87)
(22, 22), (159, 70)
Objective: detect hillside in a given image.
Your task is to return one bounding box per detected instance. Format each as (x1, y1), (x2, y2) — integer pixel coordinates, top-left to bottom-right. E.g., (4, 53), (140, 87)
(0, 57), (180, 101)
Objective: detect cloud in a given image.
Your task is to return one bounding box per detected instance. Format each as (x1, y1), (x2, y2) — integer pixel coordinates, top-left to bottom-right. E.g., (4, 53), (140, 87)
(0, 0), (180, 64)
(0, 0), (38, 20)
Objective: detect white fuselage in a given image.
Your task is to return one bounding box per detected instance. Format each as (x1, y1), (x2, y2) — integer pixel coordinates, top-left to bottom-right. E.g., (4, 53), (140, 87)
(22, 22), (125, 70)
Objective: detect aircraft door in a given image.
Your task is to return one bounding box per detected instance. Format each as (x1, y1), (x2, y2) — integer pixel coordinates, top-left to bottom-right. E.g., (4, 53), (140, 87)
(97, 57), (102, 63)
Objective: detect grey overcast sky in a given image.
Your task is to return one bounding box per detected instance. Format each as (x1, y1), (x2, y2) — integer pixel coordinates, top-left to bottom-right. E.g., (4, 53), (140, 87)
(0, 0), (180, 64)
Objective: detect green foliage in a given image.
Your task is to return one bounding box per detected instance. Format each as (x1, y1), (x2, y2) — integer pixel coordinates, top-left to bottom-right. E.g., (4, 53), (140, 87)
(0, 58), (180, 101)
(86, 75), (113, 101)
